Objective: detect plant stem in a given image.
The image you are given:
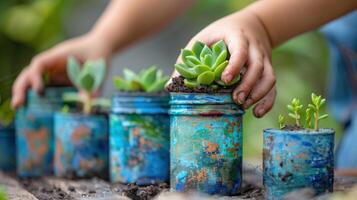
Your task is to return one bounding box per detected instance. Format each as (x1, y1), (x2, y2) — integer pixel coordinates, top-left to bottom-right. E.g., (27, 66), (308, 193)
(314, 111), (319, 131)
(295, 111), (300, 127)
(80, 91), (92, 115)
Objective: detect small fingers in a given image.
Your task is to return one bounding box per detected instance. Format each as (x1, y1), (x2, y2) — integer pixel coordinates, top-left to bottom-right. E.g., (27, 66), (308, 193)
(242, 56), (276, 109)
(232, 43), (264, 104)
(221, 35), (248, 84)
(253, 87), (277, 118)
(11, 68), (31, 109)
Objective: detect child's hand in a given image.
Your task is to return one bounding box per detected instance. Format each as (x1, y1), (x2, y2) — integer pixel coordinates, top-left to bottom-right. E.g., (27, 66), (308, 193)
(11, 33), (112, 109)
(180, 10), (276, 118)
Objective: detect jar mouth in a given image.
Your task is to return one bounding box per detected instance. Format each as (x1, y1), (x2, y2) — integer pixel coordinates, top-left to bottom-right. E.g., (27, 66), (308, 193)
(169, 92), (237, 105)
(263, 128), (335, 135)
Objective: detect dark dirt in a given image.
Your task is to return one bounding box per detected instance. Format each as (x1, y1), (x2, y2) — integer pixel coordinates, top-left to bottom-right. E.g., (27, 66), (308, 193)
(282, 124), (304, 131)
(111, 182), (169, 200)
(20, 178), (74, 200)
(166, 76), (234, 93)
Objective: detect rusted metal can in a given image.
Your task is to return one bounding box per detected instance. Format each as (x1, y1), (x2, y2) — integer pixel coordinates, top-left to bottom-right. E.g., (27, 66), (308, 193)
(0, 126), (16, 172)
(16, 88), (73, 177)
(169, 93), (244, 195)
(54, 113), (108, 179)
(110, 93), (170, 185)
(263, 128), (334, 199)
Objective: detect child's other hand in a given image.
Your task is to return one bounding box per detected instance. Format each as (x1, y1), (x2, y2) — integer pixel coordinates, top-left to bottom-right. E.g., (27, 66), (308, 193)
(182, 10), (276, 118)
(11, 33), (112, 109)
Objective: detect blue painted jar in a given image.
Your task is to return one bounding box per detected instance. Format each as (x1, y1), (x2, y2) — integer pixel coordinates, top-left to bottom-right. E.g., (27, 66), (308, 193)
(15, 87), (73, 177)
(110, 92), (170, 185)
(0, 126), (16, 172)
(263, 128), (335, 200)
(54, 113), (108, 179)
(169, 93), (244, 195)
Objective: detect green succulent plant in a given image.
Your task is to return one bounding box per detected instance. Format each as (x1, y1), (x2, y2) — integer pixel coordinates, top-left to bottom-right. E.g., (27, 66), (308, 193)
(0, 187), (6, 200)
(278, 93), (329, 131)
(175, 40), (240, 88)
(64, 57), (110, 115)
(287, 98), (303, 126)
(113, 66), (169, 93)
(0, 99), (15, 128)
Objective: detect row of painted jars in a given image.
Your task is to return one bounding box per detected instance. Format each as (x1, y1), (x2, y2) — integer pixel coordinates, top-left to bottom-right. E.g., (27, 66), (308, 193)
(0, 87), (334, 199)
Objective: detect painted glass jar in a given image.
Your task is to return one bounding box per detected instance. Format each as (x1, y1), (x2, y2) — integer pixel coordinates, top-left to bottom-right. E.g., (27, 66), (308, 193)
(15, 88), (73, 177)
(170, 93), (244, 195)
(0, 126), (16, 172)
(54, 113), (108, 179)
(110, 93), (170, 185)
(263, 128), (334, 200)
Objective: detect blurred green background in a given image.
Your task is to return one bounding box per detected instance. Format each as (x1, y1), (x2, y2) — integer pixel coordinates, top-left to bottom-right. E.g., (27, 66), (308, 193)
(0, 0), (342, 163)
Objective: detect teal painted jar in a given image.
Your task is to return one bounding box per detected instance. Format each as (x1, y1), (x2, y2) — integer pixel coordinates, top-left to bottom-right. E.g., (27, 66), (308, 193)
(0, 126), (16, 172)
(110, 92), (170, 185)
(170, 93), (244, 195)
(263, 128), (334, 200)
(54, 113), (108, 179)
(15, 87), (74, 177)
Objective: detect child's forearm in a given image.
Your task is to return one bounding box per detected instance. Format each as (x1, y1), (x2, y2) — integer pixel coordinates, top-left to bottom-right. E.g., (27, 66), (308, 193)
(246, 0), (357, 47)
(89, 0), (196, 53)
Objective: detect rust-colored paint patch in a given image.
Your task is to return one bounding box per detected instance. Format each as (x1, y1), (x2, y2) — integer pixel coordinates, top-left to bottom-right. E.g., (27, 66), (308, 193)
(24, 127), (49, 169)
(206, 142), (219, 153)
(71, 125), (90, 144)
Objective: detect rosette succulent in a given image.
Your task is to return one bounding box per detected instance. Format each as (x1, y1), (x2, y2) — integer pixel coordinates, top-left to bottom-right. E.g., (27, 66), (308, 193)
(64, 57), (110, 115)
(113, 66), (169, 93)
(175, 40), (240, 88)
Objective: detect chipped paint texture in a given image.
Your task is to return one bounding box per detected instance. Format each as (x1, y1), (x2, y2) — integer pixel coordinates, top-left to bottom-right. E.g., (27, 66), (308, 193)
(54, 113), (108, 179)
(263, 129), (335, 200)
(169, 93), (244, 195)
(0, 126), (16, 172)
(15, 88), (72, 177)
(110, 93), (170, 185)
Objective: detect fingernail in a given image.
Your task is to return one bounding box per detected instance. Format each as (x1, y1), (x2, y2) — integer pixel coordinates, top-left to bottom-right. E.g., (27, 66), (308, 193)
(237, 92), (246, 104)
(224, 74), (233, 83)
(257, 109), (265, 117)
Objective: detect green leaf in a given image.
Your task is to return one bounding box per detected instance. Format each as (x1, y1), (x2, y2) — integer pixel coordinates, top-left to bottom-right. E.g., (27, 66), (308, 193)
(63, 92), (81, 103)
(181, 49), (196, 67)
(200, 45), (212, 62)
(288, 113), (297, 119)
(113, 77), (130, 91)
(67, 56), (81, 86)
(92, 98), (111, 108)
(146, 76), (169, 93)
(184, 79), (199, 88)
(123, 68), (138, 81)
(203, 54), (213, 66)
(141, 65), (158, 87)
(175, 63), (198, 79)
(213, 60), (228, 80)
(193, 65), (211, 74)
(212, 40), (227, 57)
(192, 41), (205, 57)
(85, 58), (106, 91)
(186, 55), (201, 65)
(318, 114), (329, 120)
(197, 71), (215, 85)
(78, 73), (95, 92)
(212, 50), (228, 69)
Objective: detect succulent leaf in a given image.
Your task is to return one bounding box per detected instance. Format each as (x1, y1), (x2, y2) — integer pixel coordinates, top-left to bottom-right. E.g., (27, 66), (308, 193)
(192, 41), (205, 56)
(212, 40), (227, 57)
(203, 54), (213, 66)
(200, 45), (212, 62)
(140, 65), (158, 90)
(78, 73), (95, 92)
(146, 77), (169, 93)
(67, 56), (81, 86)
(175, 63), (198, 79)
(197, 71), (215, 85)
(194, 65), (211, 74)
(184, 79), (199, 88)
(186, 55), (201, 66)
(213, 60), (228, 79)
(123, 69), (138, 81)
(213, 50), (228, 69)
(181, 49), (196, 67)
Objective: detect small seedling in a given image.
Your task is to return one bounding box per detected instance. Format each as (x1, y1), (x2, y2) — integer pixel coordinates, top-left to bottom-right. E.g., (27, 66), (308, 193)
(64, 57), (110, 115)
(278, 114), (285, 129)
(287, 98), (303, 126)
(308, 93), (328, 130)
(0, 98), (14, 127)
(175, 40), (240, 88)
(278, 93), (328, 131)
(113, 66), (169, 93)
